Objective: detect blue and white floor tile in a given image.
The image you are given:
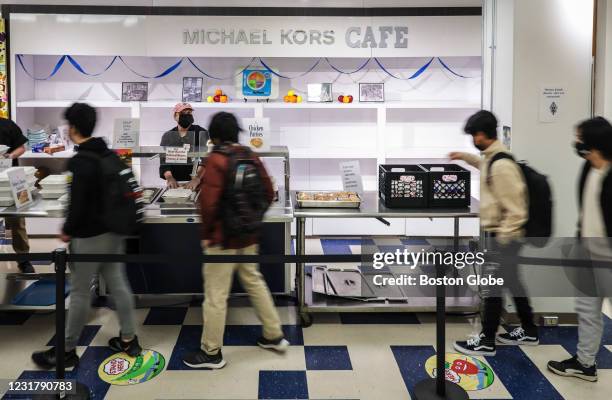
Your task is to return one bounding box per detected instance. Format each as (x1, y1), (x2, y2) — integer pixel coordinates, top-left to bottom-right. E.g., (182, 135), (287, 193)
(1, 238), (611, 399)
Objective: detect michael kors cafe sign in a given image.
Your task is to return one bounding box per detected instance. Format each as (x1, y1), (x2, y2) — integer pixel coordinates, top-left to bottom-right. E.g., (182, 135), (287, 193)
(183, 26), (410, 49)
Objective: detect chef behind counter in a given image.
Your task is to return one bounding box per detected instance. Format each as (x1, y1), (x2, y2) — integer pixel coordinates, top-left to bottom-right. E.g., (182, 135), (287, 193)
(159, 102), (209, 190)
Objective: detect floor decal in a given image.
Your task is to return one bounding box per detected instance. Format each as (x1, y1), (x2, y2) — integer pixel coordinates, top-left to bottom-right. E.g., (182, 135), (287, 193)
(98, 349), (165, 386)
(425, 353), (494, 391)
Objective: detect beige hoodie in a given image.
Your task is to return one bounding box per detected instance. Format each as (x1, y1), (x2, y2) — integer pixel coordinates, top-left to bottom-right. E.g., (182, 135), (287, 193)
(461, 140), (528, 245)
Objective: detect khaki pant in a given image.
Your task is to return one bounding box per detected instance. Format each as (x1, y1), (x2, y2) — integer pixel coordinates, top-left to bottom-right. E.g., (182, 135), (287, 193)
(201, 244), (283, 355)
(4, 217), (30, 253)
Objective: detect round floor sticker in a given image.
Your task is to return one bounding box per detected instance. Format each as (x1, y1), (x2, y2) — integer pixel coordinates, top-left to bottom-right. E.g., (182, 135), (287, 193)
(424, 353), (494, 391)
(98, 349), (165, 386)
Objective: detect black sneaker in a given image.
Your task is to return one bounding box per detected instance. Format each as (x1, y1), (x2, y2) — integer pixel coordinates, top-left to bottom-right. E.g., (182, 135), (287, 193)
(257, 336), (290, 353)
(31, 347), (79, 370)
(18, 261), (35, 273)
(497, 326), (539, 345)
(108, 335), (142, 357)
(548, 355), (598, 382)
(182, 349), (226, 369)
(454, 333), (496, 356)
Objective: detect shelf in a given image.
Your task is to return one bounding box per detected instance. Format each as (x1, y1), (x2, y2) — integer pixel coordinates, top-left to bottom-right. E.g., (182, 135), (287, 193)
(140, 101), (256, 109)
(17, 100), (133, 108)
(290, 150), (377, 159)
(16, 100), (481, 110)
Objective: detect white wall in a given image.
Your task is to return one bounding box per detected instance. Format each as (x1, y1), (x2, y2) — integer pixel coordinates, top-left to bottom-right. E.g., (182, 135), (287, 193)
(488, 0), (595, 315)
(595, 0), (612, 118)
(512, 0), (593, 237)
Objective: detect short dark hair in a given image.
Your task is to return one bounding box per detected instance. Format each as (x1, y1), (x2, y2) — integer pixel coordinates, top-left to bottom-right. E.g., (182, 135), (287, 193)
(464, 110), (498, 139)
(63, 103), (96, 137)
(577, 116), (612, 160)
(208, 112), (242, 143)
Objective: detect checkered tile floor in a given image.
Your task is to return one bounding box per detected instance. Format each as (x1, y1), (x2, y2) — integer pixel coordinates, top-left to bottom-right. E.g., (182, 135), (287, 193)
(0, 238), (611, 399)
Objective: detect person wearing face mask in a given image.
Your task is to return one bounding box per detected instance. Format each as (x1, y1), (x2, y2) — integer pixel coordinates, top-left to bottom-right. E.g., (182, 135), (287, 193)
(448, 110), (537, 357)
(159, 103), (209, 189)
(547, 117), (612, 382)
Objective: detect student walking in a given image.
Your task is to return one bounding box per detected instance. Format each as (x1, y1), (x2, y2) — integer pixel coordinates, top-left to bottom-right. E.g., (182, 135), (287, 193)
(32, 103), (142, 368)
(183, 112), (288, 369)
(450, 110), (538, 356)
(548, 117), (612, 382)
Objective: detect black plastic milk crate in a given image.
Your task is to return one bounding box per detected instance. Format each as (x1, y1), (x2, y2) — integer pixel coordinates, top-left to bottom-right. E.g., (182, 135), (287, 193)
(378, 164), (429, 208)
(420, 164), (471, 208)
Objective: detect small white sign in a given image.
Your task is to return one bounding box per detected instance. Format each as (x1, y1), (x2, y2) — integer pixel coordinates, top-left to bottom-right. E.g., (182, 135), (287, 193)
(241, 118), (270, 151)
(0, 158), (12, 171)
(165, 144), (190, 164)
(7, 168), (33, 209)
(113, 118), (140, 149)
(539, 86), (566, 123)
(340, 160), (364, 194)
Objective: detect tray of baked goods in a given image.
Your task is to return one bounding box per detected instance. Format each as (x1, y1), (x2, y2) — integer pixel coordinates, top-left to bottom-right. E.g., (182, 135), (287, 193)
(296, 191), (361, 208)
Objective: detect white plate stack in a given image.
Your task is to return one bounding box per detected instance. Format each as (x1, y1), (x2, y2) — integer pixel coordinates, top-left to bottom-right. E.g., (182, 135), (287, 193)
(39, 175), (70, 199)
(0, 167), (37, 206)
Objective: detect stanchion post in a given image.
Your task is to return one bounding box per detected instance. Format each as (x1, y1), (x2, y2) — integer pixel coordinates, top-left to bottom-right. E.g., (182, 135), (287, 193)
(413, 260), (468, 400)
(53, 248), (67, 394)
(50, 248), (90, 400)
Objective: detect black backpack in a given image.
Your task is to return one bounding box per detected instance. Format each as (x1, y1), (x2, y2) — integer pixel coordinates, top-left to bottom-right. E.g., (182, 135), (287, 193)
(214, 145), (271, 243)
(487, 152), (553, 247)
(79, 150), (144, 235)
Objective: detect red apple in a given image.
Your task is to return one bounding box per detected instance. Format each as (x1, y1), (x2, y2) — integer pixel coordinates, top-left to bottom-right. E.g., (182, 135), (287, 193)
(213, 95), (221, 102)
(348, 95), (354, 103)
(338, 95), (344, 102)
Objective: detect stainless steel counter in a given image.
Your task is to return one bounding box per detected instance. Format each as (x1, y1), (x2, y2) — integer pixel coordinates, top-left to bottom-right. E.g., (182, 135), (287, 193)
(293, 191), (479, 218)
(0, 193), (293, 224)
(131, 145), (289, 159)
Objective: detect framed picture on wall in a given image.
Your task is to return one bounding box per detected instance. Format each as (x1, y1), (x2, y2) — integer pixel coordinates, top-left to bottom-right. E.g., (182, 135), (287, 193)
(359, 83), (384, 103)
(182, 77), (203, 102)
(121, 82), (148, 102)
(307, 83), (333, 103)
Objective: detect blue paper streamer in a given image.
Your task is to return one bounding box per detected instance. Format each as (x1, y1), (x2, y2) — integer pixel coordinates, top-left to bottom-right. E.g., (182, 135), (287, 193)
(17, 54), (475, 81)
(66, 55), (118, 76)
(17, 54), (67, 80)
(436, 57), (475, 79)
(258, 58), (322, 79)
(325, 58), (371, 74)
(118, 56), (184, 79)
(187, 57), (257, 80)
(374, 57), (434, 80)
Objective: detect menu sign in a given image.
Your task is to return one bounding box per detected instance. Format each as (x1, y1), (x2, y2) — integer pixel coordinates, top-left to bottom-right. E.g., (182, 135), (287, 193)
(165, 144), (190, 164)
(242, 118), (270, 151)
(113, 118), (140, 149)
(7, 168), (32, 209)
(340, 160), (364, 194)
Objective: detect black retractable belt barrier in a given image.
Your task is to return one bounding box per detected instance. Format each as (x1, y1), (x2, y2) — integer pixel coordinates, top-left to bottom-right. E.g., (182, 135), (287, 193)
(38, 249), (91, 400)
(413, 260), (468, 400)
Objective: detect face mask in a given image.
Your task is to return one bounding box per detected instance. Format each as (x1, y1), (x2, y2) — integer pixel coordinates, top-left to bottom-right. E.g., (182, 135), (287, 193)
(178, 113), (194, 129)
(574, 141), (591, 158)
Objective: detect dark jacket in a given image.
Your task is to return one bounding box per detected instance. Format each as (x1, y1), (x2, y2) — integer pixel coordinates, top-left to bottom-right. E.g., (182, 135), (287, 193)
(577, 161), (612, 238)
(199, 145), (274, 249)
(158, 124), (208, 181)
(63, 137), (110, 238)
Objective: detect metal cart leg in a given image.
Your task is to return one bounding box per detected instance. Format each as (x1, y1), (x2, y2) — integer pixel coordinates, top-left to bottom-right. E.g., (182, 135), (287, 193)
(296, 217), (312, 327)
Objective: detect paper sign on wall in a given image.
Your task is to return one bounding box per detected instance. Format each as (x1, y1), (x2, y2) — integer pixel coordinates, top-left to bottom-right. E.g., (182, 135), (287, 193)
(340, 161), (364, 194)
(113, 118), (140, 149)
(241, 118), (270, 151)
(7, 168), (32, 209)
(165, 144), (190, 164)
(539, 86), (566, 123)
